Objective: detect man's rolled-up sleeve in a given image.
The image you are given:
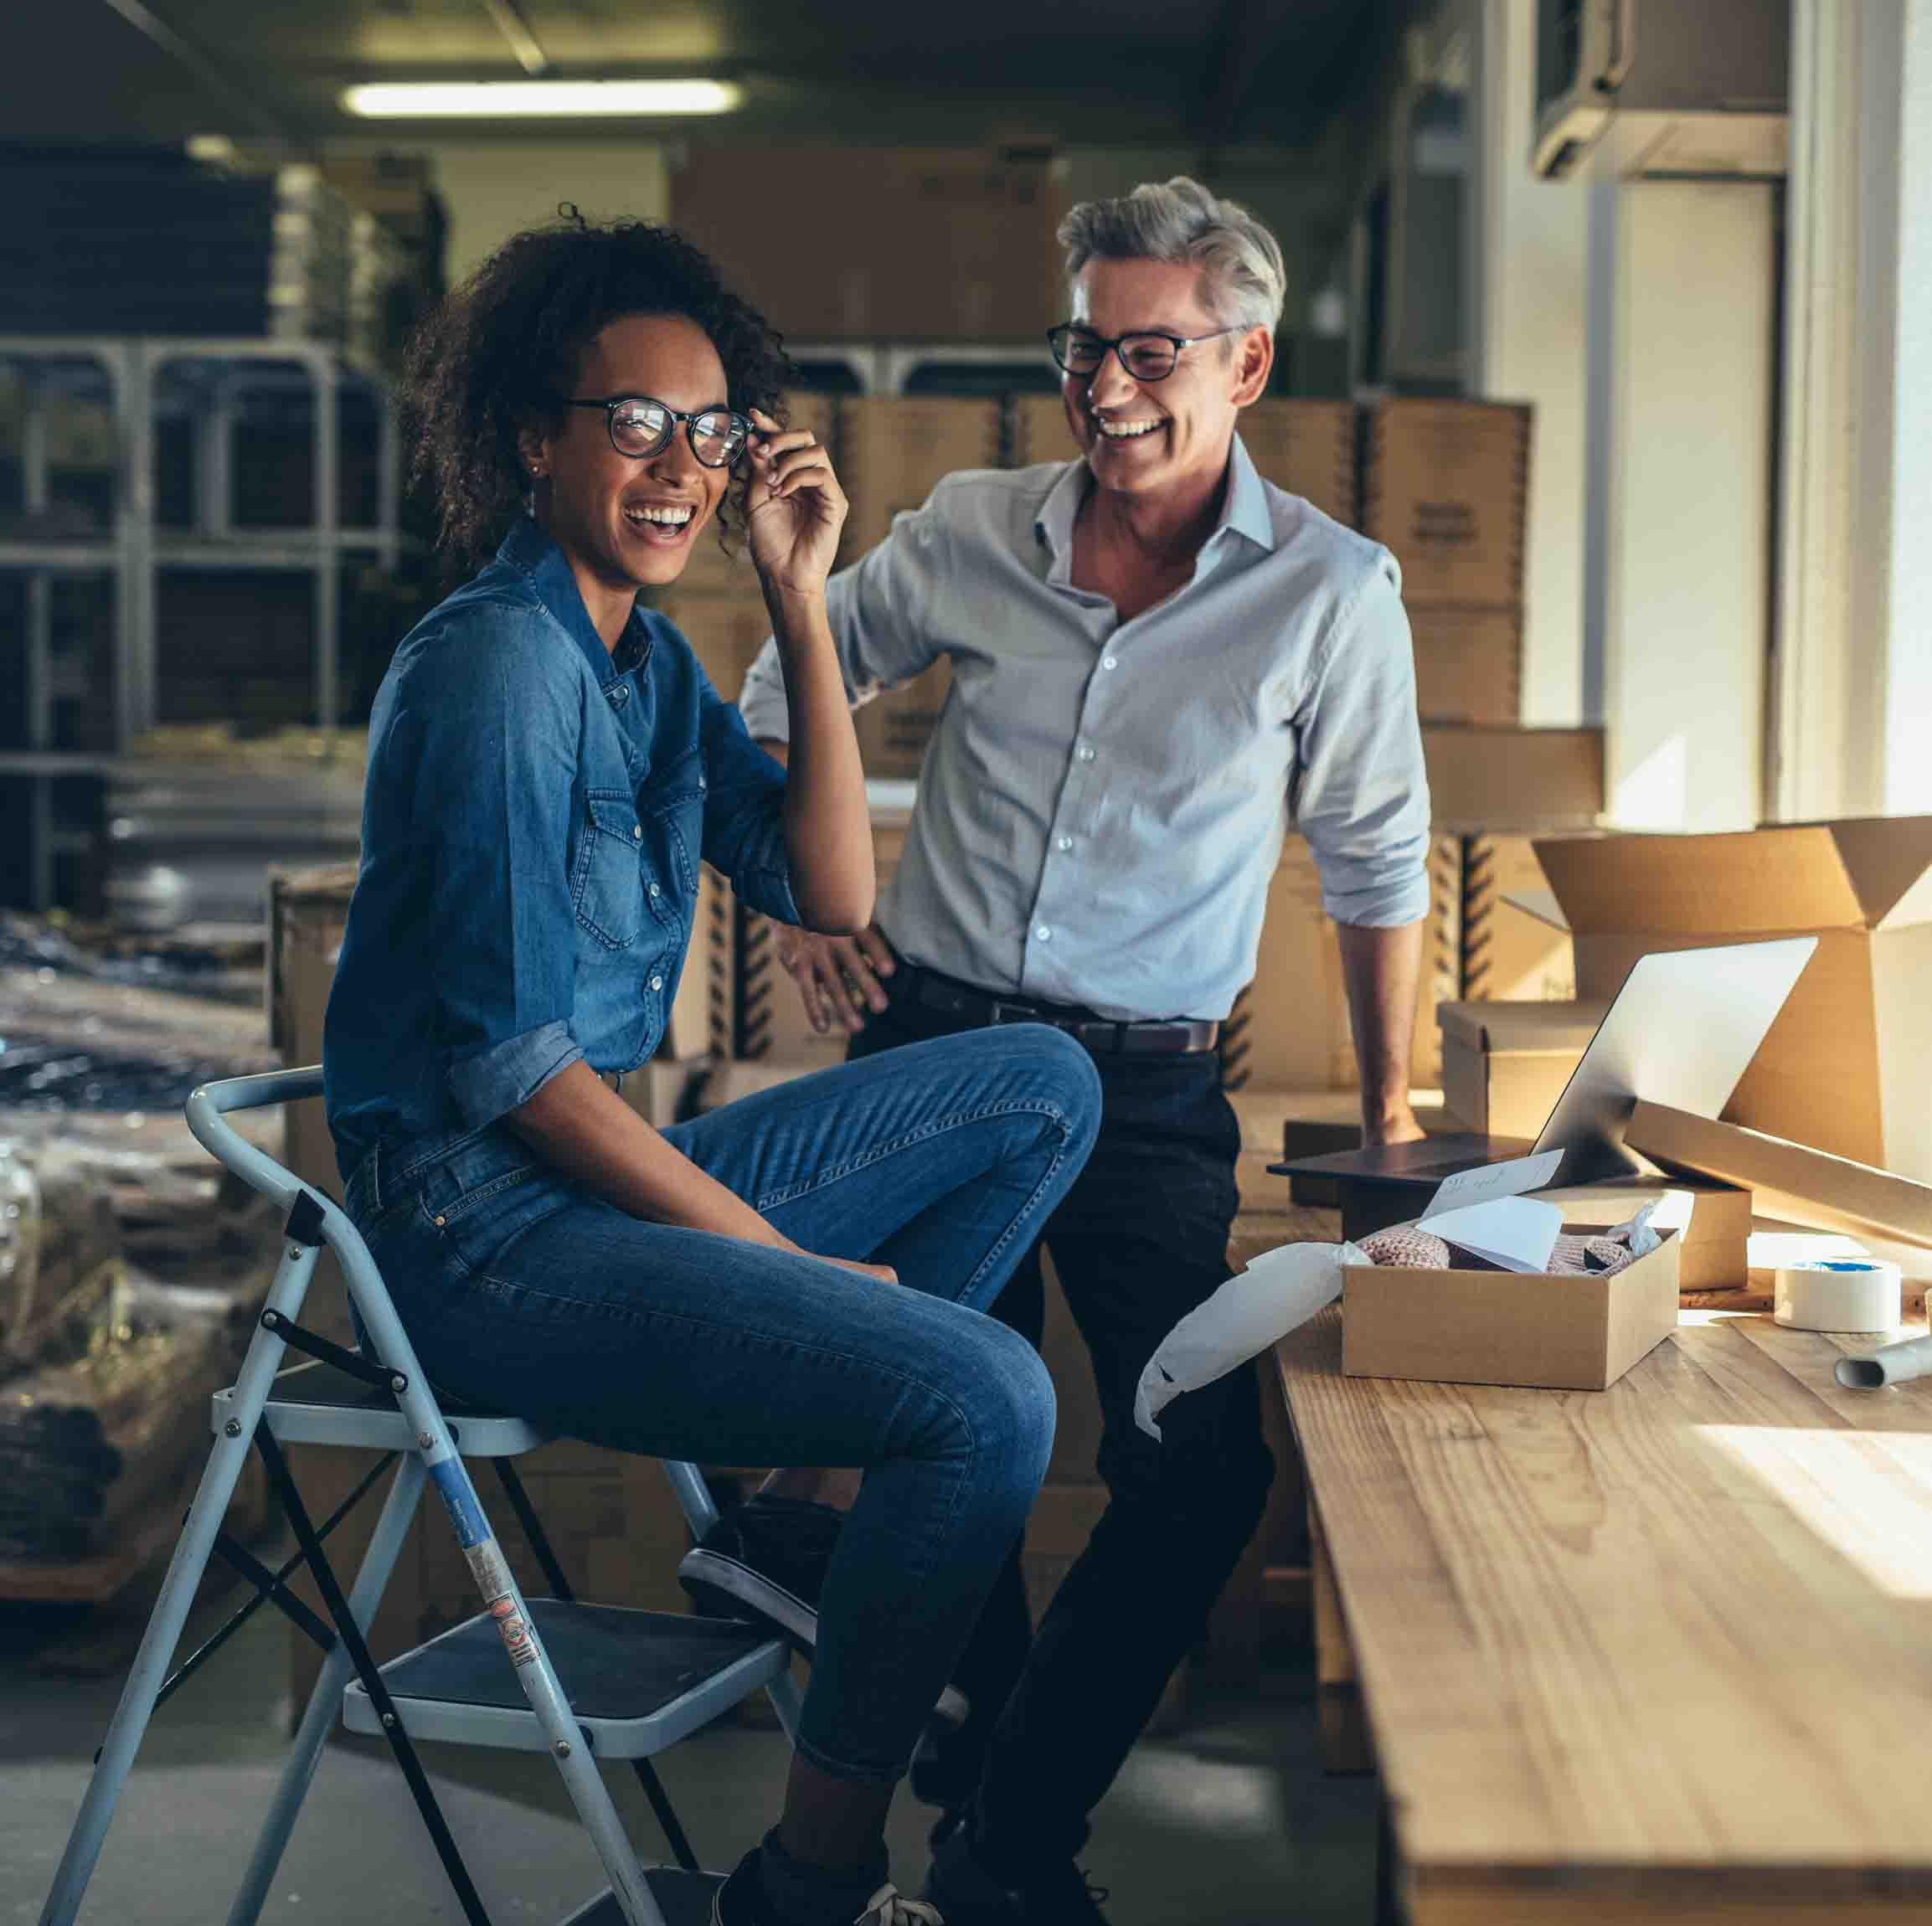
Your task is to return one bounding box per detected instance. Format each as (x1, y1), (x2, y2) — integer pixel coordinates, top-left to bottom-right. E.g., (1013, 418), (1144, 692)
(734, 493), (949, 740)
(399, 616), (586, 1129)
(1291, 557), (1433, 928)
(698, 671), (801, 924)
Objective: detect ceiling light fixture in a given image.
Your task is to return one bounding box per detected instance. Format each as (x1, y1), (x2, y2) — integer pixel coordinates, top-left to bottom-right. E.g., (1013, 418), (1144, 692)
(340, 79), (742, 119)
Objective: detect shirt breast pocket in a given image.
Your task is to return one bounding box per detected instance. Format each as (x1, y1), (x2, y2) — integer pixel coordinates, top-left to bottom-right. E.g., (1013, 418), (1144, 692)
(571, 789), (646, 950)
(638, 748), (707, 895)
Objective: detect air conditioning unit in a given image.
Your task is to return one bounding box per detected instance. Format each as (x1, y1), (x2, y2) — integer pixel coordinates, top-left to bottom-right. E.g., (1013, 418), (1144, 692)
(1533, 0), (1788, 180)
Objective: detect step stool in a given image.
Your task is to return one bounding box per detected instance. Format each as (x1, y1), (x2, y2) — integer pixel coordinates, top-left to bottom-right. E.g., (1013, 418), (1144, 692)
(40, 1067), (803, 1926)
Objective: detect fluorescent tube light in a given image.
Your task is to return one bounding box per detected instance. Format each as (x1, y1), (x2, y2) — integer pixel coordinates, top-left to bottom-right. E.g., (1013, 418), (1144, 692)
(341, 80), (742, 118)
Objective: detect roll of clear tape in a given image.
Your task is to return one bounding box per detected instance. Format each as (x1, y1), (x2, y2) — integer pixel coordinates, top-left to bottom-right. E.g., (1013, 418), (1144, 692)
(1837, 1331), (1932, 1389)
(1775, 1257), (1903, 1333)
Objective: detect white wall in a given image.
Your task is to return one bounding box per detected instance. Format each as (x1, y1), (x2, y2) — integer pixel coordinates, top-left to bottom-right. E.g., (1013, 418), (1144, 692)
(1775, 0), (1932, 821)
(1595, 181), (1774, 831)
(1457, 0), (1775, 828)
(1466, 0), (1590, 729)
(1884, 0), (1932, 815)
(425, 141), (670, 279)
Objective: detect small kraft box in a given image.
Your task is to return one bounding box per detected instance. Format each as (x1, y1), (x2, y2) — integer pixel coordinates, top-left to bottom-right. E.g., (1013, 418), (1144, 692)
(1342, 1228), (1681, 1392)
(1437, 999), (1605, 1137)
(1339, 1152), (1682, 1391)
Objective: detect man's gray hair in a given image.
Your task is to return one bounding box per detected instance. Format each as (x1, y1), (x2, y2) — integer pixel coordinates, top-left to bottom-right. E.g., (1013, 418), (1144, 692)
(1058, 177), (1286, 336)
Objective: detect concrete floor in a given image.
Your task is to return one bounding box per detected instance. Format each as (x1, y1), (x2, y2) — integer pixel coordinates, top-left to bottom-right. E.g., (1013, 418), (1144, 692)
(0, 1587), (1379, 1926)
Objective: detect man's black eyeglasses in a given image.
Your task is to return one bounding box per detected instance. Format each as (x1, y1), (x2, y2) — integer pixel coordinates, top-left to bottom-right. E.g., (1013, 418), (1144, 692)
(1045, 324), (1241, 383)
(559, 394), (752, 469)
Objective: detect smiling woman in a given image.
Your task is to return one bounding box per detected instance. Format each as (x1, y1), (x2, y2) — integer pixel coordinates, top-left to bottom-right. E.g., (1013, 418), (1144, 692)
(404, 209), (791, 581)
(318, 207), (1101, 1926)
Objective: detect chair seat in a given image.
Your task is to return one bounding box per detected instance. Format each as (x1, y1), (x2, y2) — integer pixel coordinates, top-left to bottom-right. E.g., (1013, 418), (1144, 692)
(211, 1357), (551, 1456)
(342, 1599), (790, 1759)
(559, 1869), (724, 1925)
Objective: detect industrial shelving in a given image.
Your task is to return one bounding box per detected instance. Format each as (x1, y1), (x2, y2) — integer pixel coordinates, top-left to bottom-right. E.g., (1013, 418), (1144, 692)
(0, 336), (405, 911)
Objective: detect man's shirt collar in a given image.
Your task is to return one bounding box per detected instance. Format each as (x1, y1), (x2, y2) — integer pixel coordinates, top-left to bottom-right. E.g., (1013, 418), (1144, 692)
(1031, 431), (1276, 573)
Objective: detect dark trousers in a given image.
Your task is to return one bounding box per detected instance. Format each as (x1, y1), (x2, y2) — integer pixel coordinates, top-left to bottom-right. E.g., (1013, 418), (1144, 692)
(848, 991), (1274, 1872)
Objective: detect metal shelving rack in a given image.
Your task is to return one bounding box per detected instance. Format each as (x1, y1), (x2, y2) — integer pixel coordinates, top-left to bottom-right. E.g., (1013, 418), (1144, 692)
(0, 336), (404, 911)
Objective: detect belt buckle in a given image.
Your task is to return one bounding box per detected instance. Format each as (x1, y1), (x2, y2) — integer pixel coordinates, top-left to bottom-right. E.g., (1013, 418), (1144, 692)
(989, 999), (1037, 1027)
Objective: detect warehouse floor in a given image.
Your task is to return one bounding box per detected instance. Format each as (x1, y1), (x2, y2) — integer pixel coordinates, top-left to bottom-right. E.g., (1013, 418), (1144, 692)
(0, 1585), (1378, 1926)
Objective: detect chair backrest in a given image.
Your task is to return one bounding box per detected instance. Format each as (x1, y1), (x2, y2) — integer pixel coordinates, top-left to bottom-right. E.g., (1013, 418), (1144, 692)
(185, 1069), (723, 1538)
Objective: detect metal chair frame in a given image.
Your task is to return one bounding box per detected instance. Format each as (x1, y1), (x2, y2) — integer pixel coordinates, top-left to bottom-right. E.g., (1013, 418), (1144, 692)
(39, 1067), (803, 1926)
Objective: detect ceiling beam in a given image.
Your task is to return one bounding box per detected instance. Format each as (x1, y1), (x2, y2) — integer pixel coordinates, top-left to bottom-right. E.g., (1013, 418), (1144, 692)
(1198, 0), (1275, 176)
(477, 0), (550, 75)
(95, 0), (288, 138)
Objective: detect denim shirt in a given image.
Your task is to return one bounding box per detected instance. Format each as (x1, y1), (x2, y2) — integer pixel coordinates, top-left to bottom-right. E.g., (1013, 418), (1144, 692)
(325, 517), (797, 1182)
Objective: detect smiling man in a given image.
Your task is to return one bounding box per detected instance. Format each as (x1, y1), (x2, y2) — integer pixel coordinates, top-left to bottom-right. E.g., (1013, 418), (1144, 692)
(720, 177), (1432, 1921)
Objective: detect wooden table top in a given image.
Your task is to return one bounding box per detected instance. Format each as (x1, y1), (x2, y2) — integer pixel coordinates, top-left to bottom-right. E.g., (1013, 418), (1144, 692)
(1275, 1306), (1932, 1924)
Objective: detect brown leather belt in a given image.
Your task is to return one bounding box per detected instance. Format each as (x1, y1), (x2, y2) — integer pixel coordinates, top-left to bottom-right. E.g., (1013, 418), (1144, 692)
(894, 962), (1218, 1058)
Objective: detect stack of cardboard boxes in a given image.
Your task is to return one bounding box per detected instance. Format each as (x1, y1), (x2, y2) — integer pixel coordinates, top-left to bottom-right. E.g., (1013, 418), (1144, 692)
(1364, 399), (1531, 729)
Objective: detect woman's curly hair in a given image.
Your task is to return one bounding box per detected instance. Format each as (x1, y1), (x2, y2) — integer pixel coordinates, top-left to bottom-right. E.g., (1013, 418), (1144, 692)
(404, 209), (794, 573)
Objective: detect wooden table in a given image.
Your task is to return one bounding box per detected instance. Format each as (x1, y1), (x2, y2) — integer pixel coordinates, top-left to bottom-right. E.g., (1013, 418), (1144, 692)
(1275, 1305), (1932, 1924)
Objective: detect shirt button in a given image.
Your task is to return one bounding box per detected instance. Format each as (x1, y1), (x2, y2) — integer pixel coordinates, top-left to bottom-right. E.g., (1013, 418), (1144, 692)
(697, 775), (707, 792)
(1034, 924), (1052, 943)
(647, 882), (660, 897)
(607, 683), (629, 708)
(649, 975), (663, 992)
(1056, 836), (1074, 852)
(432, 1214), (446, 1228)
(1078, 745), (1096, 763)
(1101, 656), (1118, 671)
(631, 824), (641, 840)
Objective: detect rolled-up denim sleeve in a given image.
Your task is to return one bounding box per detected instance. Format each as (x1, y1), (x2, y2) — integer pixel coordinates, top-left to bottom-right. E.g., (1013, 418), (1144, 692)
(397, 612), (586, 1128)
(1291, 554), (1433, 928)
(697, 668), (801, 924)
(735, 493), (949, 741)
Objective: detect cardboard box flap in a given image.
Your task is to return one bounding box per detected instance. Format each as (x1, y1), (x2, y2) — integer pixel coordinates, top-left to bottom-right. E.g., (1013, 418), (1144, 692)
(1812, 816), (1932, 931)
(1501, 887), (1568, 933)
(1625, 1100), (1932, 1250)
(1438, 999), (1607, 1053)
(1533, 827), (1873, 936)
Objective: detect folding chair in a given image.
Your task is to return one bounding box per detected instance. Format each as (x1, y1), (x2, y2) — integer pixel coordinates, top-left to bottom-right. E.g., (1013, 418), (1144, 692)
(40, 1067), (803, 1926)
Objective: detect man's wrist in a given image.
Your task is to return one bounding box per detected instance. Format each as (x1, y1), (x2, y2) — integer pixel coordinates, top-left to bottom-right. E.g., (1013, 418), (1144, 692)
(1362, 1089), (1417, 1128)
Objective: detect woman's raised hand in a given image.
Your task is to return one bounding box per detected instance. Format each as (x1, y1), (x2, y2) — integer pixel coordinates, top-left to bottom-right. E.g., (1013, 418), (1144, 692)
(744, 405), (848, 599)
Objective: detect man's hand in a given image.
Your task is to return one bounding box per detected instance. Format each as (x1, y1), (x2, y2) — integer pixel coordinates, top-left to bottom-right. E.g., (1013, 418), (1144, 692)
(775, 920), (896, 1034)
(1361, 1102), (1428, 1149)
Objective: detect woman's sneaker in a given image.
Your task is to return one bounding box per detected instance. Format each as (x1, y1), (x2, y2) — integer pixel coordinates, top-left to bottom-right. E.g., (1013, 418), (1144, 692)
(713, 1846), (946, 1926)
(679, 1495), (970, 1725)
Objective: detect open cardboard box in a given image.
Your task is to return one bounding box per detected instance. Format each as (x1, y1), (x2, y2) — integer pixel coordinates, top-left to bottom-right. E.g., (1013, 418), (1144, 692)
(1340, 1151), (1682, 1391)
(1522, 819), (1932, 1177)
(1342, 1228), (1681, 1391)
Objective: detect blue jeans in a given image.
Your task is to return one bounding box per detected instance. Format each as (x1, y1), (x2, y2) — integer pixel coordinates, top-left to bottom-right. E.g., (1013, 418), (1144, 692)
(342, 1023), (1100, 1784)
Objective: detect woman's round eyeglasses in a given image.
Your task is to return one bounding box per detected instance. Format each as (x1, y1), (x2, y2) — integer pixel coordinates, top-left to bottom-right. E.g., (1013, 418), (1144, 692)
(559, 394), (752, 469)
(1045, 324), (1239, 383)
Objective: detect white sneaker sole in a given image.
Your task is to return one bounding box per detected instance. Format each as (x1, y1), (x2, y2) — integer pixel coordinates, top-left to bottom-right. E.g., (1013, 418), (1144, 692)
(680, 1547), (970, 1728)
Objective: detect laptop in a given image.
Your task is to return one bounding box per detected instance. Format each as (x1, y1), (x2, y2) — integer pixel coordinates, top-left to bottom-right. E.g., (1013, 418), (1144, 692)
(1273, 936), (1819, 1218)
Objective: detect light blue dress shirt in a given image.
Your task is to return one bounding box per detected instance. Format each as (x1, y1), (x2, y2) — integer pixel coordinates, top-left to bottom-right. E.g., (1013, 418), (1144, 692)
(736, 434), (1430, 1023)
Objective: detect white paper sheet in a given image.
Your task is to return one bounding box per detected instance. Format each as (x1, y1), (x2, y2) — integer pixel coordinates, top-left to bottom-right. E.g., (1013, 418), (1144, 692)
(1135, 1240), (1362, 1441)
(1421, 1194), (1564, 1272)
